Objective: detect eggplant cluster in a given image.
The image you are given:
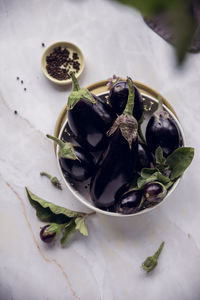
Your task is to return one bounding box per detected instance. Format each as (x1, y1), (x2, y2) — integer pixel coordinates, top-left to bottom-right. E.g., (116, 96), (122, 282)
(56, 74), (184, 215)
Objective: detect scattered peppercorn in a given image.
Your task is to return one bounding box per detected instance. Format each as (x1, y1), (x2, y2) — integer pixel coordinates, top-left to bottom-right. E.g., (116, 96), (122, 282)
(46, 46), (80, 81)
(16, 77), (19, 80)
(14, 110), (18, 114)
(24, 88), (26, 91)
(21, 80), (23, 84)
(42, 43), (45, 47)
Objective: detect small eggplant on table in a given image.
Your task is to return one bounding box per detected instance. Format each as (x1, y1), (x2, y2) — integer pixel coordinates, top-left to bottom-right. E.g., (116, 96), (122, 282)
(145, 97), (182, 157)
(46, 135), (95, 181)
(67, 73), (117, 152)
(90, 77), (139, 209)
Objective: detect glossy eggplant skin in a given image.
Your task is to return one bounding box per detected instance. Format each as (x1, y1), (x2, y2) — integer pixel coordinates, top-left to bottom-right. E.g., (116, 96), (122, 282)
(145, 114), (181, 157)
(67, 95), (117, 152)
(144, 182), (166, 203)
(90, 128), (138, 208)
(137, 143), (153, 171)
(60, 146), (95, 181)
(115, 189), (143, 214)
(109, 81), (143, 120)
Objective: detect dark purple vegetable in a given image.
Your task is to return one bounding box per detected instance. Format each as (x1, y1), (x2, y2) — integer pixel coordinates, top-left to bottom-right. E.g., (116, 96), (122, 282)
(67, 73), (117, 152)
(144, 181), (167, 202)
(137, 143), (154, 171)
(47, 135), (95, 181)
(40, 225), (56, 243)
(90, 78), (138, 208)
(109, 80), (144, 120)
(145, 98), (181, 157)
(115, 189), (143, 214)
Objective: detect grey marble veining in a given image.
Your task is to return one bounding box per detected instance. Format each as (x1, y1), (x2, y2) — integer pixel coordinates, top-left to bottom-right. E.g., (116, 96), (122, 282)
(0, 0), (200, 299)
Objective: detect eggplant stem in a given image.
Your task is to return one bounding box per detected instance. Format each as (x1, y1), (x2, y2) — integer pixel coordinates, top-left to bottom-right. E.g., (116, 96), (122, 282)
(71, 72), (80, 91)
(40, 172), (52, 180)
(46, 134), (65, 148)
(124, 77), (135, 116)
(154, 241), (165, 259)
(138, 123), (147, 145)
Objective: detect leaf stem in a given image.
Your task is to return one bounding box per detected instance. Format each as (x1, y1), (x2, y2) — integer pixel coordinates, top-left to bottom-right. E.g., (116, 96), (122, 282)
(124, 77), (135, 116)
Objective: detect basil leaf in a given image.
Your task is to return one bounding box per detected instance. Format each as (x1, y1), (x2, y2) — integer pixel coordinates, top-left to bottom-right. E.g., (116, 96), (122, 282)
(26, 188), (80, 221)
(75, 217), (88, 236)
(155, 147), (169, 172)
(166, 147), (194, 180)
(137, 171), (170, 189)
(60, 220), (76, 245)
(141, 168), (159, 178)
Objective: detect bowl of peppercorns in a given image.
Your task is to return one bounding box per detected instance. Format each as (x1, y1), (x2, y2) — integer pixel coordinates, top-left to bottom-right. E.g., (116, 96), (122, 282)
(41, 41), (85, 85)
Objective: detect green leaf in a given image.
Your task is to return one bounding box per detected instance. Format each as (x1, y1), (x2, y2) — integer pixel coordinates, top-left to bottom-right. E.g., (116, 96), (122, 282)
(166, 147), (194, 180)
(155, 146), (169, 172)
(137, 171), (170, 189)
(75, 217), (88, 236)
(60, 220), (76, 245)
(26, 188), (81, 221)
(141, 168), (159, 178)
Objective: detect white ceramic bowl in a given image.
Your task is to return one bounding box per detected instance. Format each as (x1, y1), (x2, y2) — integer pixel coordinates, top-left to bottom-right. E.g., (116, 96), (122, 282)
(56, 90), (185, 217)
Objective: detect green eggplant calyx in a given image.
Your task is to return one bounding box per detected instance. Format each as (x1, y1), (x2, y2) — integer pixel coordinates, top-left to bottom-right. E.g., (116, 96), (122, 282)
(155, 96), (169, 121)
(124, 77), (135, 116)
(46, 134), (78, 160)
(67, 73), (96, 110)
(107, 114), (138, 150)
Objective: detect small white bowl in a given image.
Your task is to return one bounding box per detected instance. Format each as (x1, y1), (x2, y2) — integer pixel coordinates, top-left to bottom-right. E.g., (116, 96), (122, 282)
(41, 41), (84, 85)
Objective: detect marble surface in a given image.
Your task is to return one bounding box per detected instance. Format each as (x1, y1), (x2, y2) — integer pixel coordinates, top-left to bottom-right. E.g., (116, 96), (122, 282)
(1, 0), (200, 299)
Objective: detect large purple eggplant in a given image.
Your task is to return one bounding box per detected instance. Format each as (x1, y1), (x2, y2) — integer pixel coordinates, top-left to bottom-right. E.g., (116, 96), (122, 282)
(108, 80), (144, 121)
(90, 78), (139, 209)
(67, 73), (117, 152)
(145, 97), (181, 157)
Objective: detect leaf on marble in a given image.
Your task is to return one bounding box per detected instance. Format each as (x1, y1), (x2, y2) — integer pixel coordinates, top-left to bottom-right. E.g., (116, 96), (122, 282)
(167, 147), (194, 180)
(26, 188), (81, 222)
(75, 217), (88, 236)
(60, 219), (76, 245)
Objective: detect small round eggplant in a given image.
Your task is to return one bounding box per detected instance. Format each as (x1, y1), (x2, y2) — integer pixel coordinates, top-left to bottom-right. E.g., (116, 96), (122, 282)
(115, 189), (143, 214)
(109, 80), (144, 120)
(46, 135), (95, 181)
(40, 225), (56, 244)
(144, 182), (167, 203)
(145, 99), (181, 157)
(67, 74), (117, 152)
(137, 143), (154, 171)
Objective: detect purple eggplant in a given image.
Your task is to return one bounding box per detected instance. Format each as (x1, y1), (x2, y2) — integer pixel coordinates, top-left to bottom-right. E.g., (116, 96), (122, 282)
(115, 189), (143, 214)
(137, 143), (154, 171)
(67, 73), (117, 152)
(144, 182), (167, 203)
(109, 80), (144, 121)
(47, 135), (95, 181)
(90, 77), (138, 209)
(145, 98), (181, 157)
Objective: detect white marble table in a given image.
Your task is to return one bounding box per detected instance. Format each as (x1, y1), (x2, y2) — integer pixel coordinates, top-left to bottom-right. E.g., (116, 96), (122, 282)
(1, 0), (200, 299)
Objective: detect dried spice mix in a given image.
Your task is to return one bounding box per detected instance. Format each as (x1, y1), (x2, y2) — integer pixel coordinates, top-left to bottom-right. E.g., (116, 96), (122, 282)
(46, 46), (80, 81)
